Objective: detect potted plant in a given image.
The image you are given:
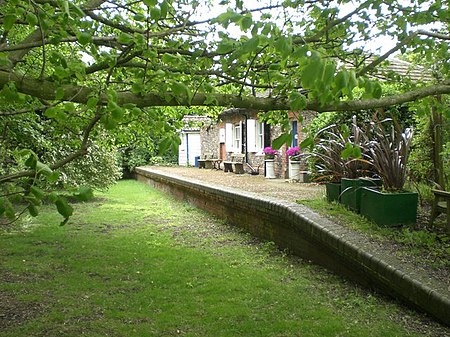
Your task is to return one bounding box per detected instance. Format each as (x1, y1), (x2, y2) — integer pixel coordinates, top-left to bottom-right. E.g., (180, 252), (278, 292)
(286, 146), (303, 181)
(310, 125), (347, 202)
(311, 119), (375, 206)
(338, 118), (379, 213)
(360, 120), (418, 226)
(263, 146), (278, 179)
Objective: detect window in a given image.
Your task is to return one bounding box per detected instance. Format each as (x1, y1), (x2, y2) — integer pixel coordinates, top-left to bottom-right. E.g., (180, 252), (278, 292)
(233, 123), (241, 152)
(256, 121), (264, 151)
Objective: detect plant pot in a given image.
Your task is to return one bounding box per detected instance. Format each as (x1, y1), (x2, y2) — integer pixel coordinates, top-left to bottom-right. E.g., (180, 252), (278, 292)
(340, 178), (382, 213)
(265, 159), (276, 179)
(360, 187), (418, 226)
(325, 182), (341, 202)
(289, 160), (301, 181)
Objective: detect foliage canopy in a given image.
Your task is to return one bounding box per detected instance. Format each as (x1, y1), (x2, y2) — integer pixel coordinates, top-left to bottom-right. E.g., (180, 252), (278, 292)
(0, 0), (449, 221)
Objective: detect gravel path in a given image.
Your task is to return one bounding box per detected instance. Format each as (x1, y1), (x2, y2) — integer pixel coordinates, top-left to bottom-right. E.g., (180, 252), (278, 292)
(150, 166), (325, 202)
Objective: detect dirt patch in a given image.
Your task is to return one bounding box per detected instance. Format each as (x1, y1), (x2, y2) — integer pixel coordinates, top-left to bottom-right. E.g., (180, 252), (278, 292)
(0, 292), (46, 329)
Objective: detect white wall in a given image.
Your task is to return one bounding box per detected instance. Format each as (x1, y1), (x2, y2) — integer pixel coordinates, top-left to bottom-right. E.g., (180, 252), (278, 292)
(178, 132), (201, 166)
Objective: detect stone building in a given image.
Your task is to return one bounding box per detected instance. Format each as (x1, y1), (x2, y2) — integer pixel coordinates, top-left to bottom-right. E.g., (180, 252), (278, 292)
(178, 115), (211, 166)
(199, 108), (316, 178)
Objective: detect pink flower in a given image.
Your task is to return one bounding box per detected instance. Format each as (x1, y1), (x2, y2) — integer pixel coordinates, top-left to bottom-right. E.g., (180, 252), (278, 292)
(286, 146), (301, 157)
(263, 147), (278, 158)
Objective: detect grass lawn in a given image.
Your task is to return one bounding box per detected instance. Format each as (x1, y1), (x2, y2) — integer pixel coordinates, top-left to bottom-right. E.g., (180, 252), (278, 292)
(0, 180), (447, 336)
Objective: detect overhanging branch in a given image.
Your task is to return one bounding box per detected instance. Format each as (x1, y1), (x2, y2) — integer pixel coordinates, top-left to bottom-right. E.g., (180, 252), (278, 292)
(0, 69), (449, 112)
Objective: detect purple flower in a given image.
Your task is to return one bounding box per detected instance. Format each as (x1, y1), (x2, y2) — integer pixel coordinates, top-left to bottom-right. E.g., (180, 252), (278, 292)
(286, 146), (301, 157)
(263, 146), (278, 158)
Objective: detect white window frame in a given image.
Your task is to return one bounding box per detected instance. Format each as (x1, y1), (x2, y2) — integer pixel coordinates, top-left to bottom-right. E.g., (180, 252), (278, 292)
(256, 120), (264, 152)
(233, 122), (242, 153)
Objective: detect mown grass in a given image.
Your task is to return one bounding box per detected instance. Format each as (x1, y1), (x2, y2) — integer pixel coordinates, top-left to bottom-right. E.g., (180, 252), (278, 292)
(0, 180), (447, 336)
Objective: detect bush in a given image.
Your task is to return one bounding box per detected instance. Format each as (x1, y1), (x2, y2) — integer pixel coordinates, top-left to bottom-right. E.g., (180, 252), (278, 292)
(117, 146), (177, 178)
(408, 116), (435, 184)
(46, 143), (122, 190)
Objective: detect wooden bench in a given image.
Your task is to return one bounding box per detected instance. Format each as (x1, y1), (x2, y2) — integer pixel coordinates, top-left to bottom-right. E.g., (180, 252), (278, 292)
(198, 154), (221, 170)
(430, 189), (450, 233)
(223, 154), (245, 174)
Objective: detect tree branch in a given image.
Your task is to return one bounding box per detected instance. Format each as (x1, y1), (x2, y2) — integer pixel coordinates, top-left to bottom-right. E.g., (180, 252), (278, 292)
(357, 32), (418, 76)
(1, 69), (449, 113)
(417, 29), (450, 41)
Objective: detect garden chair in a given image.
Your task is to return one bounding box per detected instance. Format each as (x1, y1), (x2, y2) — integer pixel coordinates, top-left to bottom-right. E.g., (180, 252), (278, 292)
(430, 189), (450, 233)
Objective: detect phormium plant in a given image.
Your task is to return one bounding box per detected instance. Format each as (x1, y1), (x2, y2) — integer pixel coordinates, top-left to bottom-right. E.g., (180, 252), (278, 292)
(367, 119), (414, 192)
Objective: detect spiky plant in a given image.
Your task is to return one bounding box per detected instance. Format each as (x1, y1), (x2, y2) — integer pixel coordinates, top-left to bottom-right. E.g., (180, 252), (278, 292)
(368, 120), (414, 192)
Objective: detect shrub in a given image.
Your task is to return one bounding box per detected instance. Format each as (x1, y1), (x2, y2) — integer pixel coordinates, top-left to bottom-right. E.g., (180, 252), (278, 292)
(47, 143), (123, 190)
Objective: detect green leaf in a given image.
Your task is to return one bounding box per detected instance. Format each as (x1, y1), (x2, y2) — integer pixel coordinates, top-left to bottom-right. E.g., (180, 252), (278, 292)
(36, 161), (53, 177)
(87, 96), (99, 109)
(24, 194), (39, 207)
(77, 32), (92, 45)
(3, 14), (16, 30)
(69, 3), (85, 17)
(217, 41), (234, 54)
(28, 205), (39, 217)
(26, 12), (38, 26)
(102, 116), (118, 130)
(24, 153), (37, 169)
(241, 37), (259, 54)
(4, 199), (16, 220)
(274, 36), (291, 58)
(240, 15), (253, 31)
(118, 33), (134, 44)
(160, 1), (169, 18)
(204, 94), (218, 105)
(30, 186), (45, 199)
(289, 92), (307, 111)
(300, 136), (314, 150)
(44, 107), (59, 119)
(0, 54), (12, 68)
(55, 197), (73, 219)
(272, 133), (292, 149)
(143, 0), (157, 6)
(55, 87), (65, 100)
(342, 143), (362, 160)
(134, 13), (146, 21)
(301, 57), (322, 89)
(335, 71), (349, 91)
(48, 171), (60, 184)
(131, 82), (144, 94)
(150, 7), (161, 20)
(171, 82), (192, 102)
(73, 186), (94, 202)
(372, 82), (382, 99)
(162, 53), (178, 64)
(131, 107), (142, 117)
(108, 101), (124, 120)
(322, 62), (336, 86)
(158, 137), (172, 155)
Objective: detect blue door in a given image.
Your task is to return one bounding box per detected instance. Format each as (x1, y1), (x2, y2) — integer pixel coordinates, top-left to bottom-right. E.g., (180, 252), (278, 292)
(291, 121), (298, 147)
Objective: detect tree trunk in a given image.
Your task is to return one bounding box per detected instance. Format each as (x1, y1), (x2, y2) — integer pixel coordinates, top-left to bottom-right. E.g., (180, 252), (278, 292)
(431, 100), (445, 190)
